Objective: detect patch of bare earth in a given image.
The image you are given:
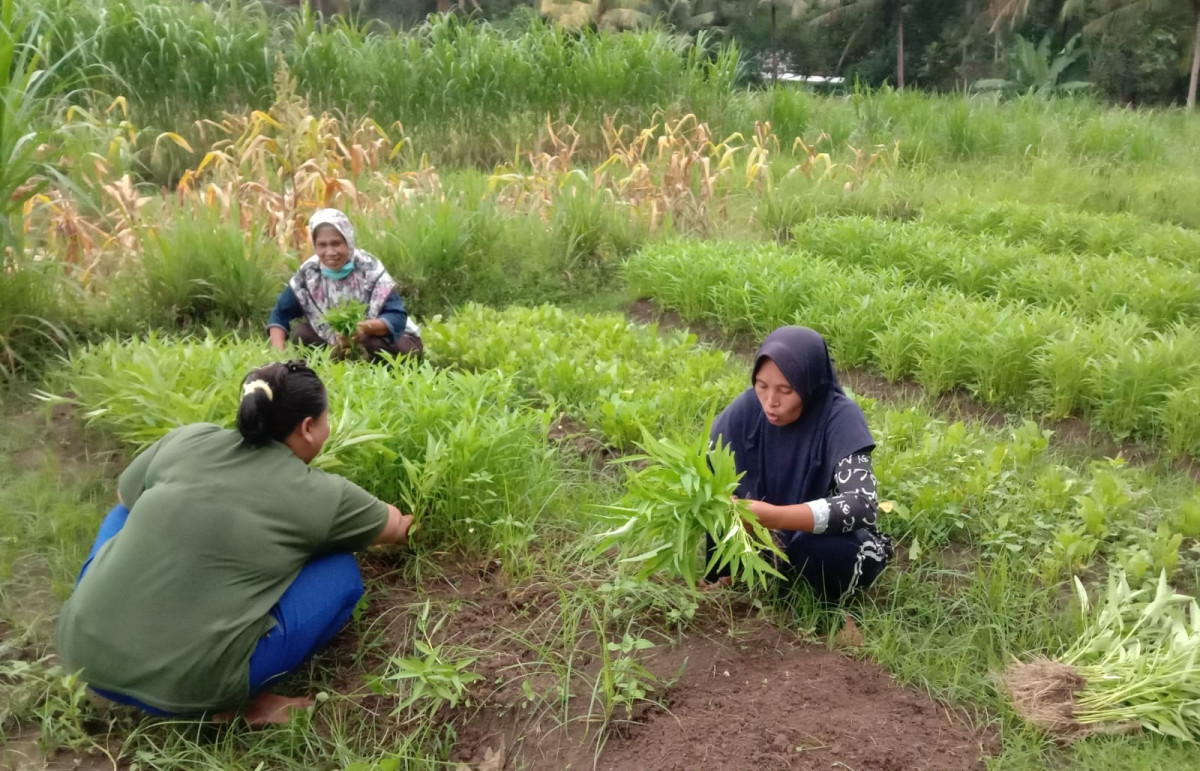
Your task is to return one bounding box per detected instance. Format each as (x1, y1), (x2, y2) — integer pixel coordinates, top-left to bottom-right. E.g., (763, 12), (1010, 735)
(334, 556), (992, 771)
(9, 399), (124, 476)
(547, 412), (613, 468)
(0, 732), (116, 771)
(595, 623), (988, 771)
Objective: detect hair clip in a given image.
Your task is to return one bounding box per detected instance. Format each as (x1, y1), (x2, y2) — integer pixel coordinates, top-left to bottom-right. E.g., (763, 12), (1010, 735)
(243, 380), (274, 401)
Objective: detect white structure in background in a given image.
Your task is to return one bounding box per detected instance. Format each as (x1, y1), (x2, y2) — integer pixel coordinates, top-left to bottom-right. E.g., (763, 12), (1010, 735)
(771, 73), (845, 86)
(760, 53), (845, 89)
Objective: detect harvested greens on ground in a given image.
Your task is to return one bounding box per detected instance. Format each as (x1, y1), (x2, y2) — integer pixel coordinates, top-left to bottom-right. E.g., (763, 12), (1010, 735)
(1007, 571), (1200, 742)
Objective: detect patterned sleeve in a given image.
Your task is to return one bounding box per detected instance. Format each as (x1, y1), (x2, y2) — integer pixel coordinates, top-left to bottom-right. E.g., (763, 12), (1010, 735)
(805, 452), (879, 534)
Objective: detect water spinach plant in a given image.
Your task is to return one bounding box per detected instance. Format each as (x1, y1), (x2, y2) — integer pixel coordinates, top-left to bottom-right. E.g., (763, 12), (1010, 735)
(1008, 571), (1200, 743)
(597, 426), (783, 590)
(323, 299), (368, 340)
(323, 299), (368, 358)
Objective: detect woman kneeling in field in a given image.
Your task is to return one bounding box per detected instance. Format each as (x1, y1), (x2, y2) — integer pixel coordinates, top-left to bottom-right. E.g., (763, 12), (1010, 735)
(268, 208), (423, 361)
(707, 326), (894, 600)
(56, 361), (413, 725)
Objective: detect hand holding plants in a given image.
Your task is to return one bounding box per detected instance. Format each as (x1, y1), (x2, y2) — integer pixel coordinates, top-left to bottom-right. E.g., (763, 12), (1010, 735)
(736, 496), (771, 521)
(323, 300), (369, 358)
(353, 318), (387, 343)
(596, 425), (784, 591)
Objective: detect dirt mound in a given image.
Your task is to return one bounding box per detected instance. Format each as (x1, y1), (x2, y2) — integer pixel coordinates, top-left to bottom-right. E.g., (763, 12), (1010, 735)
(349, 557), (992, 771)
(450, 620), (990, 771)
(595, 623), (987, 771)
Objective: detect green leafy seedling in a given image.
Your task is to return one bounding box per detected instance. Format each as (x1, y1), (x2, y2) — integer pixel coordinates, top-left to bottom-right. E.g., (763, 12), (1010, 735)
(323, 299), (369, 340)
(368, 601), (482, 721)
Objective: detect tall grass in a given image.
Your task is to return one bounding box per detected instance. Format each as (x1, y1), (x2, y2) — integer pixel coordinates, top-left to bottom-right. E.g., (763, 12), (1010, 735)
(0, 0), (86, 378)
(133, 203), (289, 328)
(12, 0), (1200, 180)
(362, 185), (638, 319)
(15, 0), (735, 165)
(0, 262), (74, 380)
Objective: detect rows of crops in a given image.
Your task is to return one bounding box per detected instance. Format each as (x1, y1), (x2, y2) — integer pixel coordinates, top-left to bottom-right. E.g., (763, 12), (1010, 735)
(53, 306), (1199, 590)
(626, 232), (1200, 457)
(6, 0), (1200, 766)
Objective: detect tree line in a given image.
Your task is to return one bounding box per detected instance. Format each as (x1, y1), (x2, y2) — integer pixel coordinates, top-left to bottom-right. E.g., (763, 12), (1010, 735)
(325, 0), (1199, 107)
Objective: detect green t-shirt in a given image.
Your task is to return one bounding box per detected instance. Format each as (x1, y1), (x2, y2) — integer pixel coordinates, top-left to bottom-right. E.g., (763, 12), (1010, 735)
(56, 423), (389, 713)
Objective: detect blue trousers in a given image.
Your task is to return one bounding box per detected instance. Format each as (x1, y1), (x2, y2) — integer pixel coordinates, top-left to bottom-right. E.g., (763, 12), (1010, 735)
(76, 504), (365, 716)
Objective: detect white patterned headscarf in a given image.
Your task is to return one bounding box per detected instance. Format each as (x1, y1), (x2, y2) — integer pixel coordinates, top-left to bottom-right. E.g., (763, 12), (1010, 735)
(309, 208), (358, 254)
(288, 209), (397, 345)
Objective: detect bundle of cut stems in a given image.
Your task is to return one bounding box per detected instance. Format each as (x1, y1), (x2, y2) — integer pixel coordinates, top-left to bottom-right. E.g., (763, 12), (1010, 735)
(1007, 571), (1200, 742)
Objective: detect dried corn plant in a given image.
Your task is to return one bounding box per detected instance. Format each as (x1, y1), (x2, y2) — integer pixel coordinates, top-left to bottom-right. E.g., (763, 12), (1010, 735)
(488, 116), (588, 217)
(490, 113), (738, 234)
(488, 113), (898, 235)
(178, 60), (438, 252)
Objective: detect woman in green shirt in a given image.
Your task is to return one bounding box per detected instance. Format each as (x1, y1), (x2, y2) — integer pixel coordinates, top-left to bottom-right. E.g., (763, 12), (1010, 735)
(57, 360), (413, 725)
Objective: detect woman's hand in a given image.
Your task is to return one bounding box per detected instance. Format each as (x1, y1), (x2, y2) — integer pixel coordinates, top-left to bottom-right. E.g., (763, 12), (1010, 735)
(268, 326), (287, 352)
(733, 496), (775, 527)
(734, 496), (813, 532)
(744, 499), (775, 520)
(375, 505), (415, 547)
(353, 319), (386, 342)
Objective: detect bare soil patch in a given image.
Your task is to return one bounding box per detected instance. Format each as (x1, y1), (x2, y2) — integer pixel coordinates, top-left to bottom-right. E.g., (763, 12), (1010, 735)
(596, 623), (989, 771)
(334, 556), (993, 771)
(547, 411), (614, 467)
(0, 732), (116, 771)
(9, 398), (124, 477)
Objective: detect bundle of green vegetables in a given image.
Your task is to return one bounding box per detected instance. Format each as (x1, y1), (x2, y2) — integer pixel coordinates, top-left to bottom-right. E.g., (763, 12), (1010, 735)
(1007, 571), (1200, 742)
(322, 299), (368, 358)
(596, 426), (783, 590)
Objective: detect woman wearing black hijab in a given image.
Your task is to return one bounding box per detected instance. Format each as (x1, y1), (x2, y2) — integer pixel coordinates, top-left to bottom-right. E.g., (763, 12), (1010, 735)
(708, 326), (894, 600)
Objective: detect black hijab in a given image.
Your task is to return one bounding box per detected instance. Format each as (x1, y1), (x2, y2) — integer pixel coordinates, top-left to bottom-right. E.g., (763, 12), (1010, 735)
(711, 326), (874, 506)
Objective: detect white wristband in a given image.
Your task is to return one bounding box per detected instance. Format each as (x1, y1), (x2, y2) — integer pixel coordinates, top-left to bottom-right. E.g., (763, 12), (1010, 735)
(807, 499), (830, 534)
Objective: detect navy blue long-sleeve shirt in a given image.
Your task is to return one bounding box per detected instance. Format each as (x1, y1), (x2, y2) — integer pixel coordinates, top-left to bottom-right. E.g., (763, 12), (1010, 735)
(267, 287), (408, 344)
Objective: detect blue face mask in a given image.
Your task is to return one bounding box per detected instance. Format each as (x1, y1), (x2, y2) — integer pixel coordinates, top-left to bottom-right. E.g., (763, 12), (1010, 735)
(320, 261), (356, 280)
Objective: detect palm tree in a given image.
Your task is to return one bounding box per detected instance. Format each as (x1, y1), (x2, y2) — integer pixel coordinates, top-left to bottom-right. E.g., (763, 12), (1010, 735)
(988, 0), (1035, 32)
(809, 0), (912, 88)
(1063, 0), (1200, 107)
(758, 1), (813, 80)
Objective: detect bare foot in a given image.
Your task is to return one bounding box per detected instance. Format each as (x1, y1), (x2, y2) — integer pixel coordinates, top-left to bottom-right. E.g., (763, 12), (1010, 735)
(245, 692), (314, 726)
(212, 692), (314, 727)
(699, 576), (732, 592)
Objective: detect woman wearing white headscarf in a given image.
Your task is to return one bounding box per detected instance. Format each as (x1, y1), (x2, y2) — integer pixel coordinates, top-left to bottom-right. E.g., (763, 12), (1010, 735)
(268, 209), (422, 360)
